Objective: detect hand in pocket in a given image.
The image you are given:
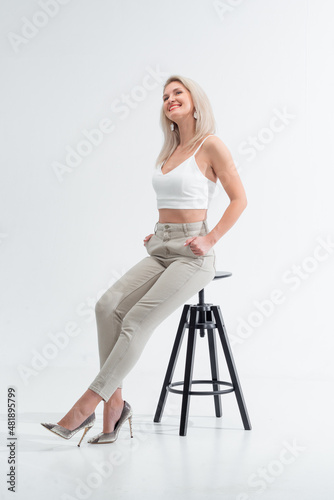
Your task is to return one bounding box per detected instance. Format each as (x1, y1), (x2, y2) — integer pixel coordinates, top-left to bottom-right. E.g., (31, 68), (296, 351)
(184, 235), (214, 256)
(143, 233), (154, 246)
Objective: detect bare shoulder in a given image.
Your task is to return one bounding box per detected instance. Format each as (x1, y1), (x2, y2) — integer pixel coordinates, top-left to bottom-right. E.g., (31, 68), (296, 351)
(201, 135), (246, 203)
(205, 135), (231, 156)
(204, 135), (234, 171)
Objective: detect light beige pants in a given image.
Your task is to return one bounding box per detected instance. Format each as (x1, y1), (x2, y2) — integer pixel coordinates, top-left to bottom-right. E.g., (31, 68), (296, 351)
(88, 219), (216, 402)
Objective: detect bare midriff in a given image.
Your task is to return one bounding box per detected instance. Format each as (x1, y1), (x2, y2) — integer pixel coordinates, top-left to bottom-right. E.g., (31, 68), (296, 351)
(158, 208), (208, 224)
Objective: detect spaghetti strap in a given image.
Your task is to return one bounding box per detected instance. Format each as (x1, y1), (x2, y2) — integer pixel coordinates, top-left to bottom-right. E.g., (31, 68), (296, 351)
(160, 134), (214, 169)
(193, 134), (214, 156)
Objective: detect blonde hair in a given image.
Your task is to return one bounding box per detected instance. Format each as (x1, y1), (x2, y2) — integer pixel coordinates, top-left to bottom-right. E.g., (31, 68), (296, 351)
(155, 75), (217, 168)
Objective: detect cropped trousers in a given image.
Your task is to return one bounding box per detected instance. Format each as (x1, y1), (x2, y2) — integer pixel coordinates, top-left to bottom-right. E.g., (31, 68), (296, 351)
(88, 219), (216, 402)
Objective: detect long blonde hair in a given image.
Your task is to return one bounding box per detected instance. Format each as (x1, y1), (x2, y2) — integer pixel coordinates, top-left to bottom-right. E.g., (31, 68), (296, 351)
(155, 75), (217, 168)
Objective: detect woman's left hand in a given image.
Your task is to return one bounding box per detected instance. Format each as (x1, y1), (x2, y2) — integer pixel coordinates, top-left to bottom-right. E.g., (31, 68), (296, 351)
(184, 234), (214, 256)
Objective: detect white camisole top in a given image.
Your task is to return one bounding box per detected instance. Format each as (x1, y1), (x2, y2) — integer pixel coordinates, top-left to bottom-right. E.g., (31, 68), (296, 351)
(151, 134), (218, 209)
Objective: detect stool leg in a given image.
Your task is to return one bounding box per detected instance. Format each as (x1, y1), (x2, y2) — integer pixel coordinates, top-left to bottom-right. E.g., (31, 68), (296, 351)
(153, 304), (190, 423)
(207, 329), (223, 418)
(211, 305), (252, 430)
(179, 306), (198, 436)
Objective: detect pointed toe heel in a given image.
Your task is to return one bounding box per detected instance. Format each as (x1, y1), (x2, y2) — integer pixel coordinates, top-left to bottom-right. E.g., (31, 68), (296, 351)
(41, 412), (96, 446)
(88, 401), (133, 444)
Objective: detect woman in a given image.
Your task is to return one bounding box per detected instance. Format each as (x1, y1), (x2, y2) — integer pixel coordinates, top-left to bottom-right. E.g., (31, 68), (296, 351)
(41, 75), (247, 446)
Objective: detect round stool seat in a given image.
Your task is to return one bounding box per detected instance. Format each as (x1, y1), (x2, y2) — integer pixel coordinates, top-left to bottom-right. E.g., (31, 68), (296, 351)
(213, 271), (232, 280)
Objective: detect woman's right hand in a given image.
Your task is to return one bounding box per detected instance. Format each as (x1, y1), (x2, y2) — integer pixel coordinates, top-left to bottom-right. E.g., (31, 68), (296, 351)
(143, 233), (154, 245)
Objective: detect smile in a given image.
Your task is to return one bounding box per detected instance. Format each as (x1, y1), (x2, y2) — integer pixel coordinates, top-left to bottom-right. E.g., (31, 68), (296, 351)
(169, 105), (181, 111)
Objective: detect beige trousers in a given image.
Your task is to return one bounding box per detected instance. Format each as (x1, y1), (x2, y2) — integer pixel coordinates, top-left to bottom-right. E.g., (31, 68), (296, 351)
(88, 219), (216, 402)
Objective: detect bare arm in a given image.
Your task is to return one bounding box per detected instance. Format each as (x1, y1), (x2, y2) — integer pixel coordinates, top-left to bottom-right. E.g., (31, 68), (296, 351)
(206, 136), (247, 245)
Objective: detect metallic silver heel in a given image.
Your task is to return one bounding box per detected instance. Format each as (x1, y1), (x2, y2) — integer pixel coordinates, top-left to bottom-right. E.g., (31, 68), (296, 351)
(128, 415), (133, 438)
(88, 401), (133, 444)
(41, 412), (96, 446)
(77, 426), (91, 447)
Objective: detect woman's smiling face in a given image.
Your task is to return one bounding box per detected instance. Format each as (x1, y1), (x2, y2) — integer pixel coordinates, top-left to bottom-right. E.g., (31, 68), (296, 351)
(162, 81), (194, 121)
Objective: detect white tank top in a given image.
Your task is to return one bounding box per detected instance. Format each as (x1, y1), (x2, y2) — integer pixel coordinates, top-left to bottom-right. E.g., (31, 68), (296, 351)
(152, 135), (218, 209)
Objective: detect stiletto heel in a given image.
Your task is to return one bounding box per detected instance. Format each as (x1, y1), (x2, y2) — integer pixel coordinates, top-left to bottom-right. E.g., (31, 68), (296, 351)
(41, 412), (95, 445)
(88, 401), (133, 444)
(77, 426), (91, 447)
(128, 415), (133, 438)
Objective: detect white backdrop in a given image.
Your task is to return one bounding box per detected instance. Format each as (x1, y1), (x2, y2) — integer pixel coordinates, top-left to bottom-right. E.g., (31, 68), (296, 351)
(1, 0), (333, 497)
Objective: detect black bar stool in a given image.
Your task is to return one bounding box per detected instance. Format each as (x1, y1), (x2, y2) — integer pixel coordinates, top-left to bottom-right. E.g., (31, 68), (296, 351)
(153, 271), (252, 436)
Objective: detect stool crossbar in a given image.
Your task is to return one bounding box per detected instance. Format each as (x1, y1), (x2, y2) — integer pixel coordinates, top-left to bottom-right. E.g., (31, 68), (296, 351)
(153, 271), (252, 436)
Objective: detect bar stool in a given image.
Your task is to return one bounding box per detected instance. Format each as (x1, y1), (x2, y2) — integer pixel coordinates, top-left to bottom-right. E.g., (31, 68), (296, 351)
(153, 270), (252, 436)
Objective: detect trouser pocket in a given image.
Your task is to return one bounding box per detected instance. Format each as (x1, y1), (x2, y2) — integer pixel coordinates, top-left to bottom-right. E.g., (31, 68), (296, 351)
(145, 234), (155, 253)
(183, 225), (212, 258)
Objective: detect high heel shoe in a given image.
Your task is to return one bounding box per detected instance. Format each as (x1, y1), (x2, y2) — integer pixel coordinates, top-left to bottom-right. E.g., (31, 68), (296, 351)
(88, 400), (133, 444)
(41, 412), (96, 447)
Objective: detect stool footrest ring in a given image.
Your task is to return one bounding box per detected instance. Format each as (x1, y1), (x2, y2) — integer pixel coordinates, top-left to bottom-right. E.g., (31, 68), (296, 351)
(184, 322), (216, 330)
(167, 379), (234, 396)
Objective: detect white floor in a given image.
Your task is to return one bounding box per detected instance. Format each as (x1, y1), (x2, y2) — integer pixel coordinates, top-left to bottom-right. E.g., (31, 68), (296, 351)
(1, 376), (333, 500)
